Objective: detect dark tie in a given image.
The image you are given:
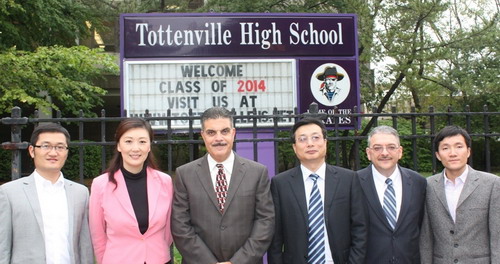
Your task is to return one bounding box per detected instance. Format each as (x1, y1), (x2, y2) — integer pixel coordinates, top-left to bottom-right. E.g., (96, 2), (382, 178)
(307, 174), (325, 264)
(215, 164), (228, 212)
(383, 178), (397, 229)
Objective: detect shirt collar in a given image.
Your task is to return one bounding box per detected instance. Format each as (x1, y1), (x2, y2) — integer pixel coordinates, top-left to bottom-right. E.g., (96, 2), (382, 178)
(443, 165), (469, 184)
(34, 170), (65, 189)
(301, 162), (326, 182)
(207, 151), (235, 173)
(371, 164), (401, 184)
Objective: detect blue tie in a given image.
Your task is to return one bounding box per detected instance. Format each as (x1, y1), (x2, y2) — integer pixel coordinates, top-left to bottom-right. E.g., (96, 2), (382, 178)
(307, 174), (325, 264)
(383, 178), (397, 230)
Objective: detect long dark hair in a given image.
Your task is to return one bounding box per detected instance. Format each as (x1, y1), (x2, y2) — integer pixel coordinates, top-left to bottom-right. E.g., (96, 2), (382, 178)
(105, 118), (159, 186)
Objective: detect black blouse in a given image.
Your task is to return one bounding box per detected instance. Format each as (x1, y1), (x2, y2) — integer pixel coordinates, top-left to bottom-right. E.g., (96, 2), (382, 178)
(122, 166), (149, 234)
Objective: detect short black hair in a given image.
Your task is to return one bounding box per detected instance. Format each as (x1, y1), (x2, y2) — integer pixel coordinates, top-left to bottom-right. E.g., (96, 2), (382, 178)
(434, 125), (471, 150)
(200, 107), (233, 130)
(291, 117), (327, 143)
(30, 123), (70, 146)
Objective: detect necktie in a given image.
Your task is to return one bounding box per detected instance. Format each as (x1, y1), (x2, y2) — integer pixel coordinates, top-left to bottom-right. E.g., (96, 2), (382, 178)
(383, 178), (397, 229)
(215, 164), (228, 212)
(307, 174), (325, 264)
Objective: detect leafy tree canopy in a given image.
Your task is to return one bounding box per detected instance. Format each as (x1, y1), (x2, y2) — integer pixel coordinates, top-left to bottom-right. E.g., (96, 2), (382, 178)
(0, 46), (118, 116)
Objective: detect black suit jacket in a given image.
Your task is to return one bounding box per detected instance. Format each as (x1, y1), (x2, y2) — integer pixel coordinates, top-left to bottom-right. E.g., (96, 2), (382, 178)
(358, 165), (426, 264)
(268, 164), (368, 264)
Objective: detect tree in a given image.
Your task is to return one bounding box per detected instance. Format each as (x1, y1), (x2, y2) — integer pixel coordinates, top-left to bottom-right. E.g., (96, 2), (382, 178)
(0, 0), (108, 51)
(0, 46), (118, 116)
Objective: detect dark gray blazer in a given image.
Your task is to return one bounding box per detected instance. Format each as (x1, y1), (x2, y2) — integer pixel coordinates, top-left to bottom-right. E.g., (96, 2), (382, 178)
(419, 167), (500, 264)
(268, 164), (368, 264)
(0, 173), (93, 264)
(171, 153), (275, 264)
(358, 165), (426, 264)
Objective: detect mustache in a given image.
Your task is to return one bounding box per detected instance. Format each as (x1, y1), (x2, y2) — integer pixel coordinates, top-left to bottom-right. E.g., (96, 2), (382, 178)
(212, 142), (227, 147)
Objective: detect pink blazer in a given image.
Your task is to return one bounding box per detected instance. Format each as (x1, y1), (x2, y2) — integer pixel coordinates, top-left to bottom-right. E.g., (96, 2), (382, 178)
(89, 167), (173, 264)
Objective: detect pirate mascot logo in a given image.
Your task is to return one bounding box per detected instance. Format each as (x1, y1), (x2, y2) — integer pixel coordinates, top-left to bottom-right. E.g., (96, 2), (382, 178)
(310, 63), (351, 106)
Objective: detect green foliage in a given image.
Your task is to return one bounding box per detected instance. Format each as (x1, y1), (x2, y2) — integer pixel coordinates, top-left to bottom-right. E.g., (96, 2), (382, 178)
(0, 46), (119, 117)
(63, 143), (107, 181)
(0, 148), (11, 182)
(0, 0), (104, 51)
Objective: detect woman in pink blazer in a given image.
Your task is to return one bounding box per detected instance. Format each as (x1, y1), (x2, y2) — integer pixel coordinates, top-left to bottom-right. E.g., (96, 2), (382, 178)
(89, 118), (173, 264)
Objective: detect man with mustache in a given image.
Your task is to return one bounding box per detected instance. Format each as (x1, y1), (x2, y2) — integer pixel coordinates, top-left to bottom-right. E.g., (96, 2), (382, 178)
(172, 107), (275, 264)
(358, 126), (427, 263)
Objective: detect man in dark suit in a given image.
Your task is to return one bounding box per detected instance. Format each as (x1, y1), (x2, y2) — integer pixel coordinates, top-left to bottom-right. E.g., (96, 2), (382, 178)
(419, 126), (500, 264)
(172, 107), (275, 264)
(0, 123), (93, 264)
(268, 117), (368, 264)
(358, 125), (427, 264)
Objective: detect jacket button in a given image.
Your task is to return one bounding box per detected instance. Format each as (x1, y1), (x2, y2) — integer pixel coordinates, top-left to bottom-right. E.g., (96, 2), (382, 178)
(454, 259), (458, 263)
(454, 243), (458, 248)
(450, 230), (454, 234)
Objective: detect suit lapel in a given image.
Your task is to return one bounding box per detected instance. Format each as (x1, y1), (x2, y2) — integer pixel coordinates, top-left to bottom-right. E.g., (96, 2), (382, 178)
(457, 168), (480, 209)
(223, 155), (245, 214)
(286, 167), (308, 223)
(22, 175), (45, 237)
(359, 166), (392, 230)
(114, 170), (137, 219)
(431, 172), (453, 219)
(64, 179), (75, 255)
(324, 164), (340, 216)
(195, 155), (220, 212)
(146, 167), (161, 223)
(396, 167), (413, 231)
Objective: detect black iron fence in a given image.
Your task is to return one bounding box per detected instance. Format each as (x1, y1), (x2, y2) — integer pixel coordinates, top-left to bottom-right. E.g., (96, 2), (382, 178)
(1, 104), (499, 183)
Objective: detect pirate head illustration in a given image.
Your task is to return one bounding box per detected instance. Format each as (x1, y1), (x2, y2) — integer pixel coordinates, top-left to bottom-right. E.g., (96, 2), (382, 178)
(309, 63), (351, 107)
(316, 66), (344, 102)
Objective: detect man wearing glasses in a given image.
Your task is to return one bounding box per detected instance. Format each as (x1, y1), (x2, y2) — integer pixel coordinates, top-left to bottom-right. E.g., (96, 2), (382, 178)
(0, 123), (93, 264)
(268, 117), (368, 264)
(358, 125), (427, 263)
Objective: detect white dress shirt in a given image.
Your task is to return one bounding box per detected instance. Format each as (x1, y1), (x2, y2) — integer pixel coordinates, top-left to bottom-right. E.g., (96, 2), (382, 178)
(372, 165), (403, 221)
(34, 170), (71, 264)
(444, 166), (469, 222)
(208, 151), (235, 190)
(301, 163), (334, 264)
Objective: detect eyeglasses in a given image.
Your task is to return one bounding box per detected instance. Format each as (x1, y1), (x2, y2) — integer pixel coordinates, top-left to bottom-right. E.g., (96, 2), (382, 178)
(296, 135), (324, 144)
(34, 144), (69, 152)
(369, 145), (400, 153)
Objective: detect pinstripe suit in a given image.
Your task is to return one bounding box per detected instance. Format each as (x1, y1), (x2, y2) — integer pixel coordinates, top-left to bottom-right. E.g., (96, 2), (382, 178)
(419, 166), (500, 264)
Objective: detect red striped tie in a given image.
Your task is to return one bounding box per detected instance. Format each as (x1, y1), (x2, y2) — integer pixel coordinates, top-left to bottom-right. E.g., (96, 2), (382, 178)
(215, 164), (228, 212)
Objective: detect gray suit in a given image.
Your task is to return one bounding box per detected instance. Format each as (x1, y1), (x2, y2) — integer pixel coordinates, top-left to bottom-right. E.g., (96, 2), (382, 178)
(172, 154), (275, 264)
(419, 167), (500, 264)
(0, 174), (93, 264)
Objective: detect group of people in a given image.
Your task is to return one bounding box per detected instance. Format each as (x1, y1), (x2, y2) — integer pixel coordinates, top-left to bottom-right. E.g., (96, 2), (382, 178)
(0, 106), (498, 264)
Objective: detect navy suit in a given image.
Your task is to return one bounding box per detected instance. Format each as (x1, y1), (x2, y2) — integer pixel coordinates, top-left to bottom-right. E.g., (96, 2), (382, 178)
(268, 164), (368, 264)
(358, 165), (426, 264)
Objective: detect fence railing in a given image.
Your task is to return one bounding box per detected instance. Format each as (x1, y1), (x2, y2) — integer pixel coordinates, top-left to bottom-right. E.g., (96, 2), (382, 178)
(1, 104), (499, 183)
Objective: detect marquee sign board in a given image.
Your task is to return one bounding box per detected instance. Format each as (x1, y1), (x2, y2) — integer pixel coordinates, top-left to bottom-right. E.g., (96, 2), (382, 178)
(124, 59), (296, 129)
(121, 13), (360, 129)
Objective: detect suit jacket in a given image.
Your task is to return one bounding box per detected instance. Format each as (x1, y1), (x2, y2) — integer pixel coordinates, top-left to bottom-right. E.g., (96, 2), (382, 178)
(267, 164), (368, 264)
(171, 153), (275, 264)
(89, 167), (173, 264)
(358, 165), (427, 264)
(419, 167), (500, 264)
(0, 173), (93, 264)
